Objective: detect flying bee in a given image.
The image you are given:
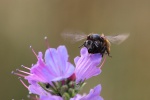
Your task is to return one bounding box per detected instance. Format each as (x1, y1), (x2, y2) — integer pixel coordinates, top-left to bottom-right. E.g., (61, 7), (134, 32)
(62, 31), (129, 57)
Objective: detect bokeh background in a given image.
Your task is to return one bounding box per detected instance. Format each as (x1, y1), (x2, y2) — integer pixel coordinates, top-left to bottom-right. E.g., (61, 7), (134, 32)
(0, 0), (150, 100)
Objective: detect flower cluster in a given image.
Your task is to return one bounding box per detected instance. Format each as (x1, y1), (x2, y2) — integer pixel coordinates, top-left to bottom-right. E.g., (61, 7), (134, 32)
(13, 42), (104, 100)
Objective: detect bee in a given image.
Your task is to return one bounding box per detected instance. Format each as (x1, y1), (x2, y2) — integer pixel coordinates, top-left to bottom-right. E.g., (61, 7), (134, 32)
(62, 31), (129, 57)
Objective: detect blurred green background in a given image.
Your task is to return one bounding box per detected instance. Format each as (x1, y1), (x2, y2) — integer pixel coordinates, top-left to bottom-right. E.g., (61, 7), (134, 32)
(0, 0), (150, 100)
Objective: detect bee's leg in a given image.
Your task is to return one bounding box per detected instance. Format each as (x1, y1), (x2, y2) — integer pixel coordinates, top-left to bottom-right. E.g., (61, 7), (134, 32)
(99, 55), (107, 69)
(101, 46), (106, 56)
(101, 47), (111, 57)
(107, 53), (112, 58)
(78, 41), (85, 48)
(106, 50), (112, 57)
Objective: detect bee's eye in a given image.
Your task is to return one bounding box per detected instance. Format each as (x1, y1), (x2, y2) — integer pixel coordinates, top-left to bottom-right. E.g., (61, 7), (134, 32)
(87, 40), (92, 45)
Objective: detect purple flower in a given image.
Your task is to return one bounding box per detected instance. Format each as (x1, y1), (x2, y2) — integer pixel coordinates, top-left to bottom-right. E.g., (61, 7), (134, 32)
(13, 45), (103, 100)
(25, 46), (75, 83)
(74, 47), (102, 83)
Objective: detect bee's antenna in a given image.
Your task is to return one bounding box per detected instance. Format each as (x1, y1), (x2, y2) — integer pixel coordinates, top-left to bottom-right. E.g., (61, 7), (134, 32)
(107, 53), (112, 58)
(78, 42), (85, 48)
(78, 44), (83, 48)
(108, 55), (112, 58)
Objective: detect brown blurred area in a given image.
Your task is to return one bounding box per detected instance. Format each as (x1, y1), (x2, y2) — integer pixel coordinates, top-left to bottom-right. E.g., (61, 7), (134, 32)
(0, 0), (150, 100)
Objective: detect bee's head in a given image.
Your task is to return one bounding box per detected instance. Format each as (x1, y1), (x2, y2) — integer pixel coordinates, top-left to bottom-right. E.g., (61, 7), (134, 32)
(84, 40), (95, 53)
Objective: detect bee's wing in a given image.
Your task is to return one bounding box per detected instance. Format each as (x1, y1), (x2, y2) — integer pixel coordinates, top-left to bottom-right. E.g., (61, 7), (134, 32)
(61, 31), (87, 43)
(105, 33), (129, 45)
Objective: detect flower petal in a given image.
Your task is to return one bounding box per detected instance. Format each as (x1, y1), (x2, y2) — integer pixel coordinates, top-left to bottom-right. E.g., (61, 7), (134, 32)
(71, 84), (103, 100)
(28, 81), (49, 96)
(44, 46), (75, 81)
(81, 84), (103, 100)
(74, 47), (102, 83)
(40, 95), (63, 100)
(26, 46), (75, 83)
(80, 47), (88, 56)
(25, 52), (56, 83)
